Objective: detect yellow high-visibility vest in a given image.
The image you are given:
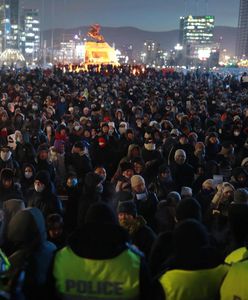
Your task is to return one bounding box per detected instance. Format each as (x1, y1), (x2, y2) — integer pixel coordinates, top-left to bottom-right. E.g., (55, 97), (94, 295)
(159, 264), (228, 300)
(53, 246), (140, 300)
(220, 260), (248, 300)
(225, 247), (248, 264)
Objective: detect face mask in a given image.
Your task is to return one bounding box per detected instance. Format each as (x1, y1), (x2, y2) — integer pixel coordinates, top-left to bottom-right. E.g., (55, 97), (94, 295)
(136, 192), (147, 201)
(1, 151), (11, 162)
(234, 131), (240, 136)
(119, 128), (126, 135)
(25, 171), (33, 179)
(32, 105), (38, 111)
(108, 129), (114, 135)
(74, 125), (81, 131)
(144, 143), (156, 151)
(61, 98), (66, 103)
(34, 183), (45, 193)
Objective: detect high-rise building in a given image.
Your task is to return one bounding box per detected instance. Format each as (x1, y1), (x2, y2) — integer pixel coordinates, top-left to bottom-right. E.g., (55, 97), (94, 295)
(0, 0), (20, 51)
(236, 0), (248, 58)
(180, 15), (215, 46)
(21, 9), (40, 61)
(142, 40), (159, 65)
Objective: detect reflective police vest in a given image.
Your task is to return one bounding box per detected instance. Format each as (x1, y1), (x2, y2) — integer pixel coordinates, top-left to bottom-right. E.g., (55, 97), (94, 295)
(53, 246), (140, 300)
(220, 260), (248, 300)
(225, 247), (248, 265)
(159, 265), (229, 300)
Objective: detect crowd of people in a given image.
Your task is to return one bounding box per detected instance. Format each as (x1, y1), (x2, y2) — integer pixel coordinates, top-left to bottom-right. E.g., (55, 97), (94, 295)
(0, 65), (248, 299)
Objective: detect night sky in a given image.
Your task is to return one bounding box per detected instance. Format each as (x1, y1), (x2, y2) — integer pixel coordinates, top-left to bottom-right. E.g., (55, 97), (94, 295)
(23, 0), (239, 31)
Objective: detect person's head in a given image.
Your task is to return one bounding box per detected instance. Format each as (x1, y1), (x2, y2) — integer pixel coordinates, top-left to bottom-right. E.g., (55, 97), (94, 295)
(72, 141), (86, 154)
(101, 123), (109, 134)
(23, 164), (35, 180)
(158, 164), (171, 181)
(131, 175), (146, 193)
(128, 145), (140, 158)
(66, 174), (78, 188)
(144, 139), (156, 151)
(37, 144), (49, 160)
(208, 133), (218, 144)
(120, 162), (134, 179)
(166, 191), (181, 206)
(202, 179), (215, 193)
(34, 171), (50, 193)
(117, 201), (137, 225)
(179, 134), (189, 145)
(173, 219), (209, 255)
(0, 146), (12, 162)
(133, 158), (145, 175)
(176, 197), (202, 223)
(94, 166), (107, 182)
(174, 149), (186, 165)
(222, 183), (235, 200)
(181, 186), (193, 198)
(0, 168), (14, 189)
(233, 188), (248, 204)
(46, 214), (63, 240)
(85, 202), (118, 225)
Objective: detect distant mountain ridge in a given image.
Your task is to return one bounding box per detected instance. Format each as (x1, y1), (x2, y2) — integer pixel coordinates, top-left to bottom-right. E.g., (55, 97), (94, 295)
(44, 25), (237, 57)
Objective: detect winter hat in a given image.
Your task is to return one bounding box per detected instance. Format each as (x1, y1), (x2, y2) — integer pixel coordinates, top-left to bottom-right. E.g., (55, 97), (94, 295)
(181, 186), (193, 198)
(202, 179), (214, 190)
(174, 219), (208, 253)
(241, 157), (248, 167)
(170, 128), (180, 136)
(222, 183), (235, 194)
(233, 188), (248, 204)
(166, 191), (181, 206)
(35, 170), (50, 186)
(120, 162), (133, 173)
(174, 149), (186, 159)
(117, 201), (137, 217)
(85, 202), (118, 225)
(130, 175), (145, 188)
(108, 122), (115, 128)
(158, 164), (170, 174)
(0, 168), (14, 181)
(176, 197), (202, 222)
(74, 141), (85, 150)
(37, 144), (49, 153)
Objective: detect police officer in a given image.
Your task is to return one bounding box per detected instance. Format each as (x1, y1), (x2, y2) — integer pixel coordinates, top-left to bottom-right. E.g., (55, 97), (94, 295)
(156, 220), (228, 300)
(52, 202), (152, 300)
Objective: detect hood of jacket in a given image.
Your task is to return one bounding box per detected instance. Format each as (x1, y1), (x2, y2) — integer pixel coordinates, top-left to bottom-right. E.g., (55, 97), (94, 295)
(7, 207), (47, 247)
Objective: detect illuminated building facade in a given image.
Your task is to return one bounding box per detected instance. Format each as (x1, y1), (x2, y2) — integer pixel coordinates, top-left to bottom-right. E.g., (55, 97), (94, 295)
(180, 15), (215, 46)
(143, 40), (159, 65)
(236, 0), (248, 58)
(21, 9), (40, 61)
(0, 0), (20, 51)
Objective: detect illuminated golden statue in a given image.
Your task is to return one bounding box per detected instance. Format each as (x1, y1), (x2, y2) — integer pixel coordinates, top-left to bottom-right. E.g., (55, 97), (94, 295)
(87, 24), (105, 42)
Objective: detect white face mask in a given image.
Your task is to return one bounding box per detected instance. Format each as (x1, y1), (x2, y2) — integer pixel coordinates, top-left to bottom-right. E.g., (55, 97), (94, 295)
(119, 127), (126, 135)
(25, 171), (33, 179)
(74, 125), (81, 131)
(136, 192), (147, 201)
(144, 143), (156, 151)
(34, 183), (45, 193)
(234, 131), (240, 136)
(1, 151), (11, 162)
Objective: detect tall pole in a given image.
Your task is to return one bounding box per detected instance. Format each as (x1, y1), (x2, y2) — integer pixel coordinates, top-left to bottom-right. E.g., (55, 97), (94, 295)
(51, 0), (55, 64)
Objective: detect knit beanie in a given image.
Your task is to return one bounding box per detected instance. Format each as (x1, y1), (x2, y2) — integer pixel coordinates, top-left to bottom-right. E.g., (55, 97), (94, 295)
(35, 170), (50, 186)
(166, 191), (181, 206)
(176, 197), (202, 222)
(117, 201), (137, 217)
(241, 157), (248, 167)
(130, 175), (145, 188)
(85, 202), (118, 225)
(181, 186), (193, 198)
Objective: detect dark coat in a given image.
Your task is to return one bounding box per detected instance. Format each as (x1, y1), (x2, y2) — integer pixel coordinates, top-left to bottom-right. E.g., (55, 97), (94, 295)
(7, 208), (57, 300)
(28, 185), (62, 219)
